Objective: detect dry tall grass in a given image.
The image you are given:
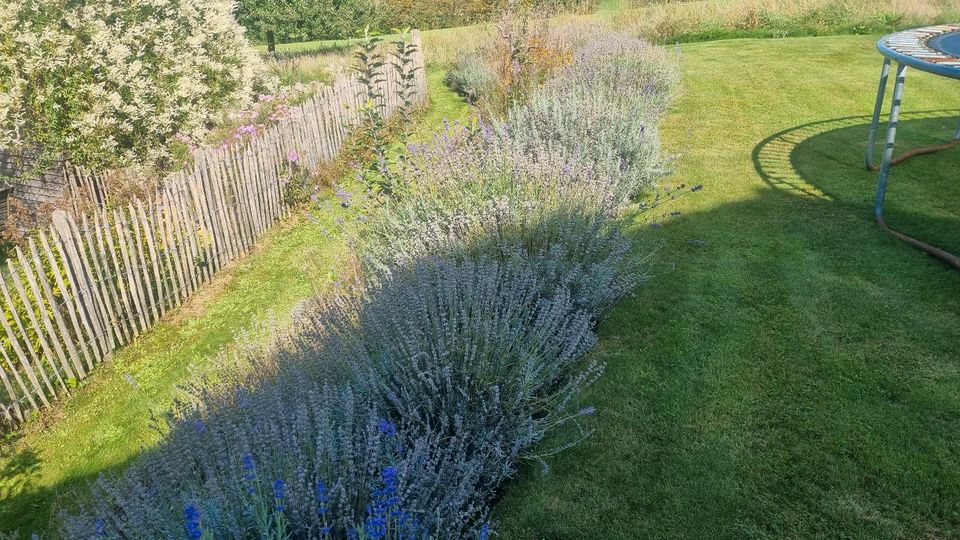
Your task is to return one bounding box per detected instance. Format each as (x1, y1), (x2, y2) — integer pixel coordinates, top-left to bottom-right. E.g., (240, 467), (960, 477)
(422, 0), (960, 66)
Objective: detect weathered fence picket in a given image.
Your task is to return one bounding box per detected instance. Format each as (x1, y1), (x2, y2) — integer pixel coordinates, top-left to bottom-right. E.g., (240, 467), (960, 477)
(0, 31), (427, 428)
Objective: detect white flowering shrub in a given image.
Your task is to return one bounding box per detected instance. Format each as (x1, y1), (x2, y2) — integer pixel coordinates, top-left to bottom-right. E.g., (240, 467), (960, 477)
(0, 0), (266, 169)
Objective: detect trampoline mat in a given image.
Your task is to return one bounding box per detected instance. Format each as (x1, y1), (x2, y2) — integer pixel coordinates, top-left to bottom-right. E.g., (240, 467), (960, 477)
(929, 31), (960, 57)
(879, 24), (960, 79)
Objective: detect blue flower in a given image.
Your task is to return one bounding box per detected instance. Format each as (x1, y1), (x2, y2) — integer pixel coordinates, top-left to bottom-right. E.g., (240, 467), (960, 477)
(183, 504), (203, 540)
(377, 418), (397, 437)
(192, 419), (206, 433)
(364, 465), (401, 539)
(241, 454), (257, 493)
(94, 517), (106, 538)
(479, 522), (491, 540)
(316, 480), (330, 515)
(273, 479), (286, 511)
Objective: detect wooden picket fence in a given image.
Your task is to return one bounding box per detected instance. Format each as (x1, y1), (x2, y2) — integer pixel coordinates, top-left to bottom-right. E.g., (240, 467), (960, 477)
(0, 31), (427, 428)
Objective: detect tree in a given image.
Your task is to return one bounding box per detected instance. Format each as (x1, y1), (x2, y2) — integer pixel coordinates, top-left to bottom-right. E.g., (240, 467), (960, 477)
(235, 0), (384, 51)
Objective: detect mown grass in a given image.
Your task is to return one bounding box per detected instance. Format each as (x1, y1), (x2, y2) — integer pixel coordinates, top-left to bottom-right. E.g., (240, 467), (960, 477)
(491, 35), (960, 538)
(0, 66), (469, 537)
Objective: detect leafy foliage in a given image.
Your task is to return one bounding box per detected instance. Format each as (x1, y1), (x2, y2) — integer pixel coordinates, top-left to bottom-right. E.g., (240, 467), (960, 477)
(0, 0), (267, 171)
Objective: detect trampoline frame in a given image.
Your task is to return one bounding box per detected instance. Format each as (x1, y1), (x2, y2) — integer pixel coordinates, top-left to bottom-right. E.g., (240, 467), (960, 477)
(865, 27), (960, 270)
(866, 57), (960, 220)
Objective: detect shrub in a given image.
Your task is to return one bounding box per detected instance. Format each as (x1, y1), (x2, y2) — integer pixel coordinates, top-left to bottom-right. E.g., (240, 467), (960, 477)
(444, 52), (497, 103)
(0, 0), (266, 170)
(61, 256), (600, 538)
(506, 33), (679, 198)
(358, 123), (644, 316)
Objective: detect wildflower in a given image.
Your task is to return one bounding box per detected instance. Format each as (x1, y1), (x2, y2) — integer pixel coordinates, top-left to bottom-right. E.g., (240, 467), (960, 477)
(377, 418), (397, 437)
(192, 419), (206, 433)
(335, 186), (353, 208)
(273, 479), (286, 511)
(183, 504), (203, 540)
(94, 517), (106, 538)
(288, 150), (299, 163)
(479, 523), (491, 540)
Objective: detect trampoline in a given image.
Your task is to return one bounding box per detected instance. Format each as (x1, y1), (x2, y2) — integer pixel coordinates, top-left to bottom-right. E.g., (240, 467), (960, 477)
(867, 24), (960, 269)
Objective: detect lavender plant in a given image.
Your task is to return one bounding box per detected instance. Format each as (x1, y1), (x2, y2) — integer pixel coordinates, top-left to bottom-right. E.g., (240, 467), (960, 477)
(357, 122), (647, 316)
(506, 33), (679, 199)
(445, 52), (497, 104)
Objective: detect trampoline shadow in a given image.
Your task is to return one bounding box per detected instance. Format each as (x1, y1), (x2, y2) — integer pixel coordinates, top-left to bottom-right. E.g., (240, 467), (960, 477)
(752, 109), (960, 255)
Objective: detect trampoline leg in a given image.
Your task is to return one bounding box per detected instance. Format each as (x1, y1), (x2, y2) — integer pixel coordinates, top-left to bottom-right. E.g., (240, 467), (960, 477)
(874, 62), (907, 222)
(954, 115), (960, 141)
(866, 58), (891, 170)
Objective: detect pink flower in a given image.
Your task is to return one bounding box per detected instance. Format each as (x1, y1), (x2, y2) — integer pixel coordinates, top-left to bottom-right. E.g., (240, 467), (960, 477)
(288, 150), (299, 163)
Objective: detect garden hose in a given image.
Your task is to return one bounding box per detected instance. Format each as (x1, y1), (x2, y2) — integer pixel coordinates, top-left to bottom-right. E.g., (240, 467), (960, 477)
(867, 139), (960, 171)
(876, 215), (960, 272)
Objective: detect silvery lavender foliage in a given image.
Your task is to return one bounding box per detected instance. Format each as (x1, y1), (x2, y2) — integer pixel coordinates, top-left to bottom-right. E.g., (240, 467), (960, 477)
(506, 33), (679, 199)
(61, 257), (600, 539)
(61, 344), (491, 539)
(301, 257), (602, 459)
(358, 122), (646, 316)
(445, 52), (497, 103)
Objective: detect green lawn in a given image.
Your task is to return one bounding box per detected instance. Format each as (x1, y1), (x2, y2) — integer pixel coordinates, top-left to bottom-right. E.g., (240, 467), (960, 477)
(491, 35), (960, 538)
(0, 67), (469, 537)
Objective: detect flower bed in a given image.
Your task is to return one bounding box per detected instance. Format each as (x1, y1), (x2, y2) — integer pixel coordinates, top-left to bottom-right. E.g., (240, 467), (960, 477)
(61, 25), (677, 540)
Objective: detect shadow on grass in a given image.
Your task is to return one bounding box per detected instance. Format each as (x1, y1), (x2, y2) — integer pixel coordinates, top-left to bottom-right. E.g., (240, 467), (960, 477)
(754, 109), (960, 256)
(490, 113), (960, 538)
(0, 448), (138, 537)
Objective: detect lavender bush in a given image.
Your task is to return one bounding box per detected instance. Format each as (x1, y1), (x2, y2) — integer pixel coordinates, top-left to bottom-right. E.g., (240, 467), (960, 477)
(444, 52), (497, 103)
(358, 123), (646, 316)
(506, 33), (679, 199)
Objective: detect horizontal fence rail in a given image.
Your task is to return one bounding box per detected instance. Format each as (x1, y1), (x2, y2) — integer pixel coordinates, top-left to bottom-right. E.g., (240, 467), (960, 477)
(0, 31), (427, 429)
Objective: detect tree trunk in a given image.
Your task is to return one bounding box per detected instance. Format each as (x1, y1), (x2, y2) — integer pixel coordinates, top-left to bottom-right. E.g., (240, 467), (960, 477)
(266, 30), (276, 53)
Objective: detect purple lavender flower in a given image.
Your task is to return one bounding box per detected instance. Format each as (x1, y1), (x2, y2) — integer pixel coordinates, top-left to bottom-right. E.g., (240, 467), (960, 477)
(241, 454), (256, 493)
(335, 186), (353, 208)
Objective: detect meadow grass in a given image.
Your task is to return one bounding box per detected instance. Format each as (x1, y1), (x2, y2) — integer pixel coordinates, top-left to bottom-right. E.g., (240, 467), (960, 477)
(491, 34), (960, 538)
(0, 67), (470, 537)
